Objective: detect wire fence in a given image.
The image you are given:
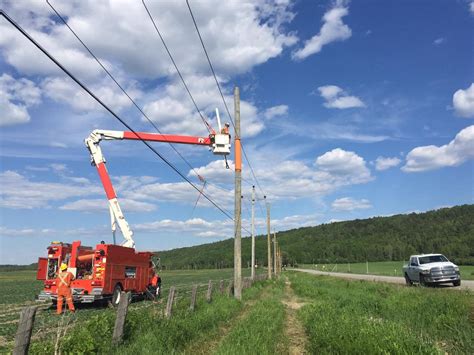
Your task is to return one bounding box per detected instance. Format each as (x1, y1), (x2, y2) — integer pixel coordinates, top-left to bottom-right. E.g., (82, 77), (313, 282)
(7, 274), (268, 354)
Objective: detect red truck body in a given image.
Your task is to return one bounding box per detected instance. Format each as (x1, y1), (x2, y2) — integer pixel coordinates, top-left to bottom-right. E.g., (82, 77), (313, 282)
(37, 241), (156, 304)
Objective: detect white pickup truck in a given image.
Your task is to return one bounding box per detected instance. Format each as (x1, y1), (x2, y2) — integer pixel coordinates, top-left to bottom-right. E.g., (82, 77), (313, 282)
(403, 254), (461, 287)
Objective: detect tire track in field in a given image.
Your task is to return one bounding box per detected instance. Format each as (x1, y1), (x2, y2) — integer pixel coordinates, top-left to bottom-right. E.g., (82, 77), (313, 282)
(282, 277), (308, 355)
(182, 285), (270, 355)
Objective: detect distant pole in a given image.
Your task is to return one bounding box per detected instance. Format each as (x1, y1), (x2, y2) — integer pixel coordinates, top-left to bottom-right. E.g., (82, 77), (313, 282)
(251, 185), (256, 280)
(278, 246), (282, 274)
(233, 86), (242, 300)
(265, 196), (272, 280)
(273, 231), (277, 276)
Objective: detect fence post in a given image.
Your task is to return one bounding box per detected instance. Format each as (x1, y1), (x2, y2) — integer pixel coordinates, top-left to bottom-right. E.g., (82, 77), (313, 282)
(226, 280), (234, 297)
(112, 292), (130, 346)
(165, 286), (176, 319)
(206, 280), (213, 303)
(13, 306), (37, 355)
(189, 284), (198, 311)
(219, 280), (225, 294)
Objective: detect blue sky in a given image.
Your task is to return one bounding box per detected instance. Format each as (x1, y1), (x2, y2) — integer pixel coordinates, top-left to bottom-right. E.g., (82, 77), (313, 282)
(0, 0), (473, 264)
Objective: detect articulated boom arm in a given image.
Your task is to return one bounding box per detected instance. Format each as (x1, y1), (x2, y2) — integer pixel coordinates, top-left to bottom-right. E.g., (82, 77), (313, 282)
(85, 129), (231, 248)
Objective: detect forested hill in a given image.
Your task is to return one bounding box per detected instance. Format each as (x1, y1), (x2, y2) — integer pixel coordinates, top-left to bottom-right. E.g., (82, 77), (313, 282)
(157, 204), (474, 269)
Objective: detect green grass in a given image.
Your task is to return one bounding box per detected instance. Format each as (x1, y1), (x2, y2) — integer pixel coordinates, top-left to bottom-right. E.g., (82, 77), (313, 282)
(299, 261), (474, 280)
(28, 280), (270, 354)
(289, 271), (473, 354)
(0, 270), (43, 305)
(0, 268), (265, 353)
(215, 280), (286, 355)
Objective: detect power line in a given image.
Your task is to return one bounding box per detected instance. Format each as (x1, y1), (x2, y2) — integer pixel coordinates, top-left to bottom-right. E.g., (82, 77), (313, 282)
(141, 0), (213, 134)
(185, 0), (267, 202)
(0, 10), (238, 226)
(46, 0), (207, 184)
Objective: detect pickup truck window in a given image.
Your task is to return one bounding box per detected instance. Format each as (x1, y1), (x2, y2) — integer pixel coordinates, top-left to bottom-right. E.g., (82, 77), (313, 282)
(409, 257), (418, 266)
(419, 255), (448, 264)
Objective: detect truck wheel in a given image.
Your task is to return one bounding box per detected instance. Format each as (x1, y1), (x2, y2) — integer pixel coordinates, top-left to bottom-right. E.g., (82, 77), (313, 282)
(453, 280), (461, 287)
(419, 274), (428, 287)
(404, 273), (413, 286)
(112, 284), (123, 307)
(145, 286), (156, 301)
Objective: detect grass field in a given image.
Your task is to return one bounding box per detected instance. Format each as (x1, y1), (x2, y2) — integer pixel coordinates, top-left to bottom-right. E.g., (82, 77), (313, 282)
(1, 268), (472, 353)
(0, 268), (266, 353)
(289, 272), (473, 354)
(299, 260), (474, 280)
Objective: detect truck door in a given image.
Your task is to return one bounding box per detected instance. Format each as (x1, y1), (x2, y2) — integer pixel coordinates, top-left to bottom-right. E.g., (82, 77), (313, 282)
(36, 257), (48, 280)
(408, 257), (418, 281)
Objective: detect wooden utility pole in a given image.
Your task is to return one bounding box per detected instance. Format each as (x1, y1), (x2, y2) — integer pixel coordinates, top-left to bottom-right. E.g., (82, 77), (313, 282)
(265, 197), (272, 279)
(273, 231), (277, 276)
(251, 185), (255, 280)
(234, 86), (242, 300)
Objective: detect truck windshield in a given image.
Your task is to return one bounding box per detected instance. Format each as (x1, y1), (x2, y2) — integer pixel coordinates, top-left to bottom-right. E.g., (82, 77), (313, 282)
(418, 255), (448, 264)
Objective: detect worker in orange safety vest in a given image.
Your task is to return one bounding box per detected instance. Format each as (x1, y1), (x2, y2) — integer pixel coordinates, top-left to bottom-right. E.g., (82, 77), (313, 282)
(56, 263), (75, 314)
(221, 122), (230, 135)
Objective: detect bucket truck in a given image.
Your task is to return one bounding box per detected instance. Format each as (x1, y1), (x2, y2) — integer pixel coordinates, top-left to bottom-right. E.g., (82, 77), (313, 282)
(37, 123), (231, 306)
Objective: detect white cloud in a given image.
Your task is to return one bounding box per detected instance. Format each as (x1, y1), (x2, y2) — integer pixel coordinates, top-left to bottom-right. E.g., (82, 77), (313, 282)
(264, 105), (288, 119)
(453, 83), (474, 118)
(292, 4), (351, 60)
(375, 156), (401, 171)
(433, 37), (445, 45)
(470, 1), (474, 14)
(143, 75), (265, 137)
(0, 1), (296, 79)
(188, 147), (374, 204)
(331, 197), (372, 211)
(402, 125), (474, 172)
(317, 85), (365, 109)
(271, 213), (320, 230)
(315, 148), (373, 184)
(0, 1), (297, 140)
(0, 74), (41, 126)
(60, 198), (157, 213)
(135, 217), (233, 238)
(41, 77), (138, 113)
(0, 170), (101, 209)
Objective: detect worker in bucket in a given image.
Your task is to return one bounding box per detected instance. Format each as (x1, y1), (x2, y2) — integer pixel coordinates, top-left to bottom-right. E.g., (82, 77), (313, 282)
(56, 263), (75, 314)
(221, 122), (230, 135)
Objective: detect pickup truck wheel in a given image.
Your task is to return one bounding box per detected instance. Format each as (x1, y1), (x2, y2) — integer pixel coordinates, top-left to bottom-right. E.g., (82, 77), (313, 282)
(453, 280), (461, 287)
(112, 284), (123, 307)
(404, 273), (413, 286)
(419, 274), (428, 287)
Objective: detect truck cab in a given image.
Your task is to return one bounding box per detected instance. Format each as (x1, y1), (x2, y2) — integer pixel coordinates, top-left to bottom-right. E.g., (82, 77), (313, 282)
(403, 254), (461, 287)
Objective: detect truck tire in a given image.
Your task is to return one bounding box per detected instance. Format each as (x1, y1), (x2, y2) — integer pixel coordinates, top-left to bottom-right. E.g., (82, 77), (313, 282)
(112, 284), (123, 307)
(145, 285), (156, 301)
(453, 280), (461, 287)
(404, 273), (413, 286)
(419, 274), (428, 287)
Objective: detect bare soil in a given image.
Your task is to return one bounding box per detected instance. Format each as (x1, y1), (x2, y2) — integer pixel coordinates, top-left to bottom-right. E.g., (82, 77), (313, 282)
(282, 278), (308, 355)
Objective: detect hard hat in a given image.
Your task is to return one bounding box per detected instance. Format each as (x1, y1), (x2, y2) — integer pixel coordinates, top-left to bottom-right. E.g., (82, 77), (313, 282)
(225, 122), (230, 127)
(60, 263), (68, 271)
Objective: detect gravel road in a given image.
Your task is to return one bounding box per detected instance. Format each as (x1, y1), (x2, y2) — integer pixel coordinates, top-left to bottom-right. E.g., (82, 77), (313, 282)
(294, 268), (474, 291)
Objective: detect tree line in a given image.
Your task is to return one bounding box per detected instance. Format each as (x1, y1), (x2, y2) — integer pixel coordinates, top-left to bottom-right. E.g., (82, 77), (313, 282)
(156, 204), (474, 269)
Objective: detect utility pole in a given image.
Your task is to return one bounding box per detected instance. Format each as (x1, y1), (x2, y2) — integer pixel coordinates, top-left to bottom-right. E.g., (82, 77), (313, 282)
(273, 231), (277, 276)
(251, 185), (255, 280)
(233, 87), (242, 300)
(265, 197), (272, 280)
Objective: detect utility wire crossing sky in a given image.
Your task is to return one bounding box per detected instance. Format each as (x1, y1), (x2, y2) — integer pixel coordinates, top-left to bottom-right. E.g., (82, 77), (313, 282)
(0, 0), (473, 264)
